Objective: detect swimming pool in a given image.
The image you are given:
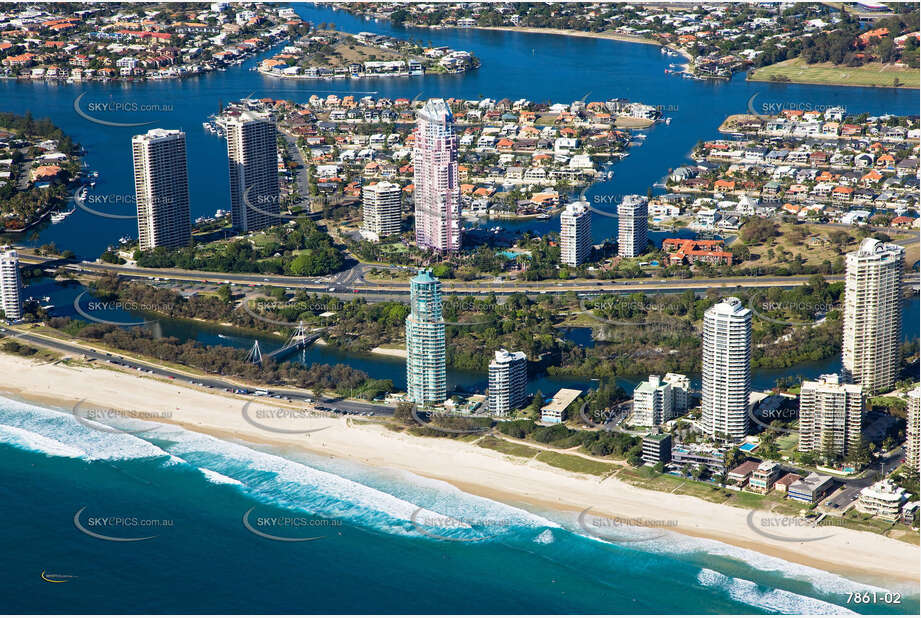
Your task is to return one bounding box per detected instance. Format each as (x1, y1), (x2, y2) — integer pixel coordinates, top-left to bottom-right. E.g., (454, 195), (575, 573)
(739, 442), (758, 452)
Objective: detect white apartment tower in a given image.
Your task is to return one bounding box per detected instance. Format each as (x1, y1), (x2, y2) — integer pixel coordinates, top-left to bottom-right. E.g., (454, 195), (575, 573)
(664, 372), (691, 413)
(488, 349), (528, 415)
(560, 200), (591, 266)
(0, 248), (23, 321)
(226, 111), (280, 233)
(413, 99), (462, 253)
(907, 387), (920, 474)
(617, 194), (648, 258)
(701, 297), (751, 440)
(361, 182), (402, 241)
(798, 374), (864, 459)
(632, 375), (674, 427)
(131, 129), (191, 251)
(405, 270), (447, 405)
(842, 238), (904, 394)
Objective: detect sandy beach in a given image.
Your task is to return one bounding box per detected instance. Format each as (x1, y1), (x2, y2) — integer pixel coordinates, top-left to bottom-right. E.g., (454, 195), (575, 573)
(2, 353), (918, 585)
(470, 25), (659, 46)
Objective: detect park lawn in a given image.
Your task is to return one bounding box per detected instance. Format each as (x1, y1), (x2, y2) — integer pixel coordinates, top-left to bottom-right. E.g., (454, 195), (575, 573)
(301, 31), (406, 68)
(535, 451), (619, 476)
(886, 526), (920, 545)
(821, 512), (898, 536)
(477, 436), (540, 458)
(380, 243), (409, 254)
(733, 222), (914, 270)
(749, 58), (919, 89)
(614, 116), (655, 129)
(776, 432), (800, 460)
(619, 467), (740, 504)
(724, 490), (769, 509)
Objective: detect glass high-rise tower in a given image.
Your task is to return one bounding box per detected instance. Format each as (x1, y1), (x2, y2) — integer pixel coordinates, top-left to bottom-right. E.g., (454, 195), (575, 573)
(412, 99), (461, 253)
(226, 110), (280, 233)
(701, 297), (751, 440)
(842, 238), (904, 394)
(405, 270), (447, 405)
(131, 129), (191, 251)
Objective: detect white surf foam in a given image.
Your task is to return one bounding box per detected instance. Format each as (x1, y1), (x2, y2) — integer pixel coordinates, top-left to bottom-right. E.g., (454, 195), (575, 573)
(0, 396), (177, 462)
(199, 467), (245, 486)
(142, 426), (483, 538)
(650, 528), (893, 597)
(0, 423), (87, 459)
(697, 568), (856, 615)
(360, 466), (561, 530)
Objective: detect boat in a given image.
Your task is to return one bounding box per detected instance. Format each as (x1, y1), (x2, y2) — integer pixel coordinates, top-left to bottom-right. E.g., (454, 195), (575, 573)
(535, 213), (551, 220)
(665, 117), (672, 125)
(51, 208), (75, 223)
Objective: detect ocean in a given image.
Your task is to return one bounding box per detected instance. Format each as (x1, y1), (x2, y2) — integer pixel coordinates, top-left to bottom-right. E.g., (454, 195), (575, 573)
(2, 3), (920, 612)
(0, 395), (917, 614)
(1, 4), (918, 256)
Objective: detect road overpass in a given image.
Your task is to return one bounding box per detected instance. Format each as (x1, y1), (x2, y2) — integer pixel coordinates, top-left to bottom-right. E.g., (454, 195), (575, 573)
(15, 248), (920, 299)
(50, 259), (872, 296)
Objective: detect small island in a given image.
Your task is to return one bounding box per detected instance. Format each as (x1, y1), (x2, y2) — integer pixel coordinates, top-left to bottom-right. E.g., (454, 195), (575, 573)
(259, 28), (479, 79)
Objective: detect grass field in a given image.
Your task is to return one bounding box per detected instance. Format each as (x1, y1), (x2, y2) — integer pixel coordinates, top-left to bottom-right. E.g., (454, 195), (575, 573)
(732, 222), (916, 270)
(749, 58), (919, 89)
(535, 451), (619, 476)
(477, 436), (541, 458)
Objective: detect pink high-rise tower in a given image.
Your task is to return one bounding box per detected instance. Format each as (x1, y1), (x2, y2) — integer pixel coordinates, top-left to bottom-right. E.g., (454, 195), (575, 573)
(413, 99), (462, 253)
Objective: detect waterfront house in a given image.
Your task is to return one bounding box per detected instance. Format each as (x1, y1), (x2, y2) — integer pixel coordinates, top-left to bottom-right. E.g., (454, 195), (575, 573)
(774, 473), (801, 495)
(727, 460), (760, 487)
(748, 461), (782, 494)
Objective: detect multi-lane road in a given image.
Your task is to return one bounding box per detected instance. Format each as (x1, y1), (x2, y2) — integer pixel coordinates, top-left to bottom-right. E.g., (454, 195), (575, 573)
(23, 253), (920, 301)
(1, 325), (395, 417)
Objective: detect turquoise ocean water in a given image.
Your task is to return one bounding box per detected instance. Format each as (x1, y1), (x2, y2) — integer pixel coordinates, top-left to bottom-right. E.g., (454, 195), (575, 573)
(0, 395), (918, 614)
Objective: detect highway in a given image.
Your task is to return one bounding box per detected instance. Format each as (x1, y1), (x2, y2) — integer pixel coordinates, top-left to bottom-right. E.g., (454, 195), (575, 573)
(1, 325), (395, 417)
(29, 256), (915, 300)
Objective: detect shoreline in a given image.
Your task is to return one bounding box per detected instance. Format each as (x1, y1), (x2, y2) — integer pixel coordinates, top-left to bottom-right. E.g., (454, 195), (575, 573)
(468, 25), (695, 64)
(747, 72), (919, 90)
(1, 354), (918, 587)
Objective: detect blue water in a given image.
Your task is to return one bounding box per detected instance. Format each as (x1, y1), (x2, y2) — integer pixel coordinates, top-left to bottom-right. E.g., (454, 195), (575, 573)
(1, 395), (917, 614)
(4, 5), (921, 612)
(1, 4), (917, 256)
